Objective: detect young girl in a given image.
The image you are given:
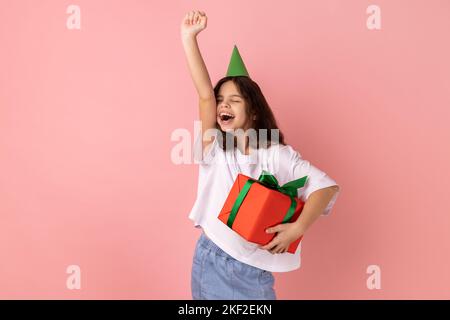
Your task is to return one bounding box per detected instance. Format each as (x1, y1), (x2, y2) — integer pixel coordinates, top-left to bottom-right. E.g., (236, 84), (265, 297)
(181, 10), (340, 300)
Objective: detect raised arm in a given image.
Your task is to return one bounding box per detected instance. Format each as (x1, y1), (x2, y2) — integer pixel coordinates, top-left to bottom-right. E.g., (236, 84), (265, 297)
(180, 11), (217, 149)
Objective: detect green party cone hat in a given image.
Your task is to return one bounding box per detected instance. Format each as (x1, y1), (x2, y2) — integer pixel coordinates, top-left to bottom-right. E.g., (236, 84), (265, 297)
(226, 45), (250, 77)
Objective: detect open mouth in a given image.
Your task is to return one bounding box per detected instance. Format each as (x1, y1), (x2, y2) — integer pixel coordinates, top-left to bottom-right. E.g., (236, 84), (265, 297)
(218, 112), (235, 125)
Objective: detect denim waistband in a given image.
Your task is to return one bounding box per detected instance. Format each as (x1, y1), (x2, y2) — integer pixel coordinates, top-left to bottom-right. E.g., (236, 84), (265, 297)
(199, 231), (232, 259)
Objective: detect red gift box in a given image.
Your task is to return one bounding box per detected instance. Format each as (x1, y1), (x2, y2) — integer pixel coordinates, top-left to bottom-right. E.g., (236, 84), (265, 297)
(218, 171), (308, 254)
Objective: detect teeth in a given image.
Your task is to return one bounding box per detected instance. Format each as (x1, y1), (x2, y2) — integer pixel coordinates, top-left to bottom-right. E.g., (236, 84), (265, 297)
(219, 112), (235, 118)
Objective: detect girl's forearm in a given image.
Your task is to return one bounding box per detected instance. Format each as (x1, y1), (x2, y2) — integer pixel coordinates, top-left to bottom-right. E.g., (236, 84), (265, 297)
(182, 35), (215, 100)
(294, 186), (339, 234)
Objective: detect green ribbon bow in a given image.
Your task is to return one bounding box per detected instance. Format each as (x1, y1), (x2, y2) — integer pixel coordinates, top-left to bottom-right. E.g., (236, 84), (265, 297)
(227, 170), (308, 228)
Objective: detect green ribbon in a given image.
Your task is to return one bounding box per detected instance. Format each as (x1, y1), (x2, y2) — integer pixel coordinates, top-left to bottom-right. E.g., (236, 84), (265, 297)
(227, 170), (308, 228)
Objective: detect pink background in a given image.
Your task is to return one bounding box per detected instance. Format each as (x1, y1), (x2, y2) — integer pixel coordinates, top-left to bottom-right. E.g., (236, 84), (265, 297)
(1, 0), (449, 299)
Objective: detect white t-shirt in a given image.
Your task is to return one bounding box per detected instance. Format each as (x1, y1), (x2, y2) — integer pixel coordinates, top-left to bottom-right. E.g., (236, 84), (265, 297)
(188, 131), (340, 272)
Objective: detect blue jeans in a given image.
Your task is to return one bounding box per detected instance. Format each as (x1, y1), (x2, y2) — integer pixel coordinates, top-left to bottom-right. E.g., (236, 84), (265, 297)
(191, 231), (276, 300)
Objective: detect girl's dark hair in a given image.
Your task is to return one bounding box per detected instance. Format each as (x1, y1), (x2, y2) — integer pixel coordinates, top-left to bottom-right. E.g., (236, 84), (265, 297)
(213, 76), (286, 151)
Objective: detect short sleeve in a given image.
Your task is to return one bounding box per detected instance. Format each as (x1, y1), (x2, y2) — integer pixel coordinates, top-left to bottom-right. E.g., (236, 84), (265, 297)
(272, 145), (340, 216)
(192, 129), (220, 165)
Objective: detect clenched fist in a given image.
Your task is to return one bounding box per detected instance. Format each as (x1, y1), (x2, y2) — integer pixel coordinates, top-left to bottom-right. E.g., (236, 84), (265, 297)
(181, 10), (207, 38)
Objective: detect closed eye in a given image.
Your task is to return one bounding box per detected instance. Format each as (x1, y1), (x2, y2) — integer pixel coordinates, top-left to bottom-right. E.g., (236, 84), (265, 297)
(217, 99), (240, 102)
